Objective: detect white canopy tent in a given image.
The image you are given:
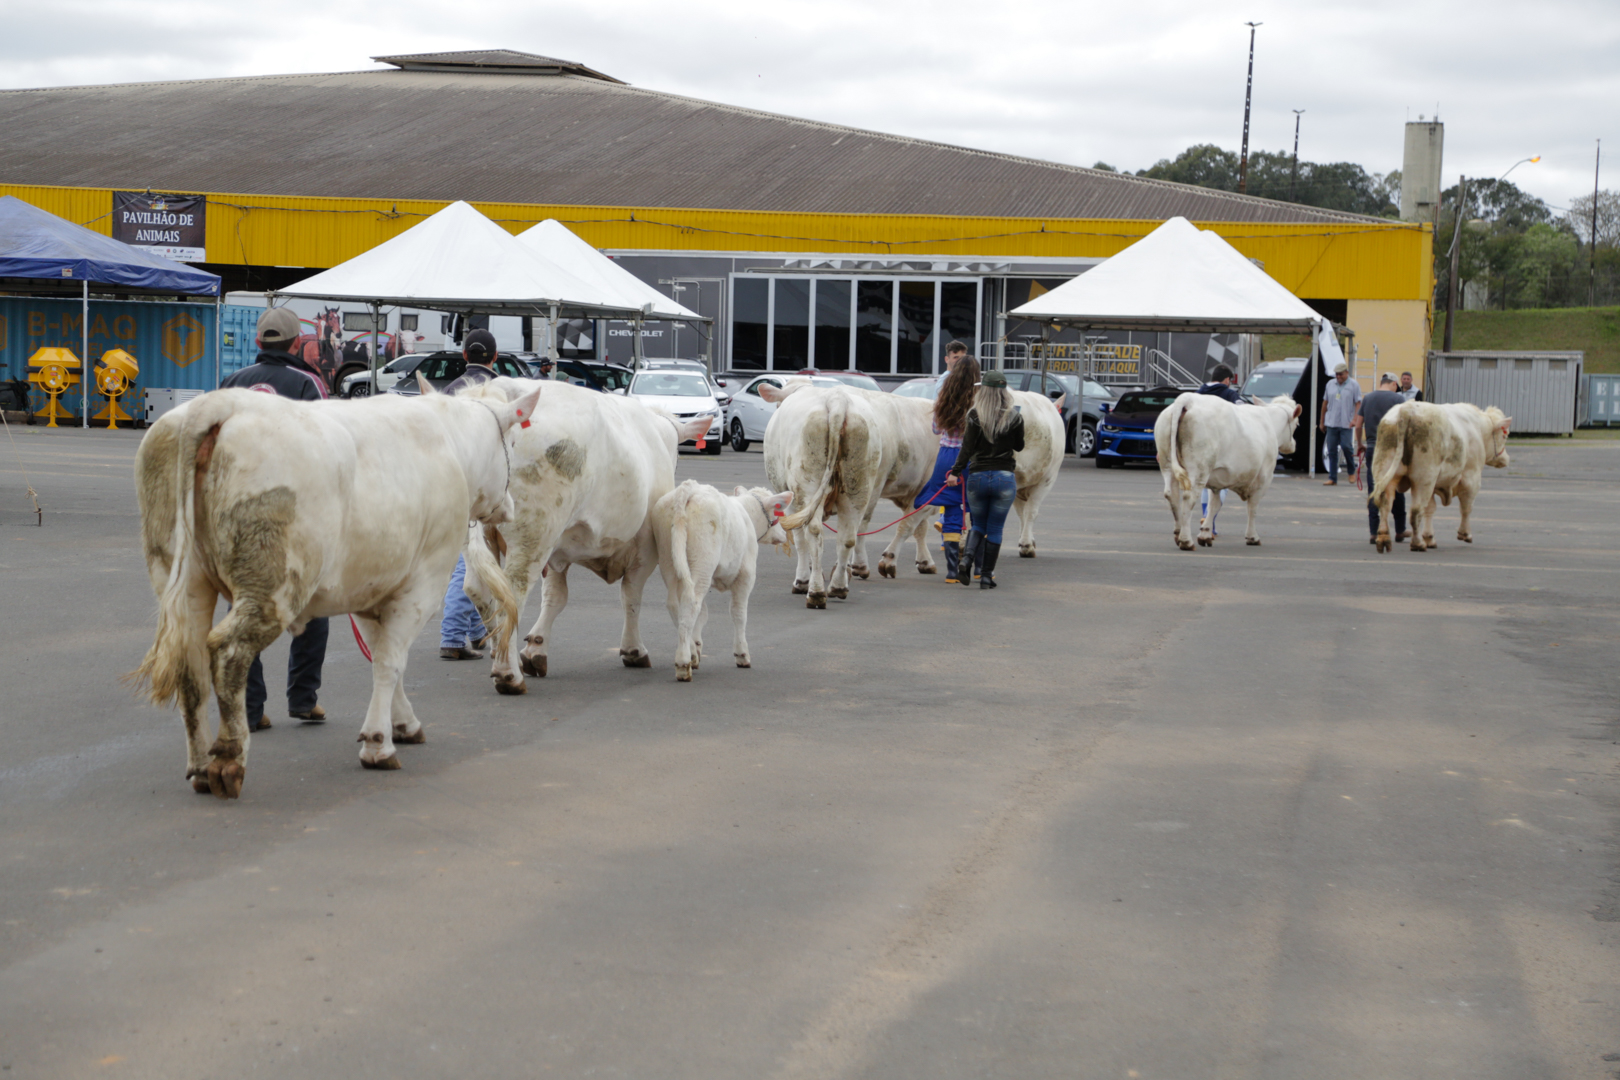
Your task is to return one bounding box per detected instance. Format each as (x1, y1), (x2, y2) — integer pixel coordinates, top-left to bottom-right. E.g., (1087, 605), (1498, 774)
(516, 219), (706, 368)
(1008, 216), (1338, 473)
(273, 200), (645, 394)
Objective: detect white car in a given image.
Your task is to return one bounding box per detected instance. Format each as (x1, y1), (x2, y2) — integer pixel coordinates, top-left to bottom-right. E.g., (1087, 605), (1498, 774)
(628, 369), (725, 455)
(340, 353), (419, 398)
(724, 373), (843, 451)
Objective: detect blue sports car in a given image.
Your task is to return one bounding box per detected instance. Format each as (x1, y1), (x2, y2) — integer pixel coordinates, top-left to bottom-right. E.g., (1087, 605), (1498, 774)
(1094, 388), (1185, 467)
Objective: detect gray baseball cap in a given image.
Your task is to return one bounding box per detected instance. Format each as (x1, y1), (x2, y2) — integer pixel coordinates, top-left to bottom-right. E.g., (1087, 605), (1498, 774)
(1333, 362), (1349, 374)
(257, 307), (302, 346)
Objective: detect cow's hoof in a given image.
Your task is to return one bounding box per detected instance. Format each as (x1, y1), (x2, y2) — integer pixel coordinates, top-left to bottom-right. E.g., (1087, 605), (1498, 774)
(675, 665), (692, 682)
(205, 759), (245, 799)
(1178, 541), (1196, 551)
(735, 654), (751, 668)
(791, 580), (809, 595)
(807, 592), (827, 609)
(393, 726), (426, 745)
(1375, 537), (1391, 553)
(1197, 535), (1212, 547)
(189, 773), (212, 795)
(1246, 538), (1261, 546)
(493, 674), (528, 695)
(1410, 543), (1426, 552)
(877, 560), (896, 579)
(621, 650), (652, 669)
(1019, 546), (1036, 558)
(519, 653), (547, 678)
(829, 585), (849, 600)
(1458, 533), (1473, 543)
(361, 754), (402, 771)
(916, 562), (938, 575)
(850, 566), (870, 580)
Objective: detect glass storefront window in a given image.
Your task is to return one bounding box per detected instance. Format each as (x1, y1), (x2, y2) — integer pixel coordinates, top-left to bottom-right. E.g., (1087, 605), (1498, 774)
(856, 281), (893, 373)
(733, 278), (767, 369)
(897, 281), (935, 374)
(815, 279), (852, 369)
(772, 278), (809, 369)
(940, 281), (978, 362)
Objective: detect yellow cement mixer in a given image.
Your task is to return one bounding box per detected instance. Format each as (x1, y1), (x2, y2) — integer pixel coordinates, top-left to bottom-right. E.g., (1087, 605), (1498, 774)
(93, 349), (139, 429)
(27, 347), (80, 428)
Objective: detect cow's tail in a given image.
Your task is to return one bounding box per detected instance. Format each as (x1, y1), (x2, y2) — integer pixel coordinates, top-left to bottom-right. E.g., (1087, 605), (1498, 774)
(464, 521), (519, 658)
(129, 393), (237, 705)
(1368, 416), (1406, 508)
(1164, 397), (1193, 492)
(667, 485), (699, 615)
(779, 392), (847, 531)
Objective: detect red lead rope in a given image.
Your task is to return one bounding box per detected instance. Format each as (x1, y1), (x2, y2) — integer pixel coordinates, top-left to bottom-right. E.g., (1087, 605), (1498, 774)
(820, 478), (959, 537)
(349, 614), (374, 663)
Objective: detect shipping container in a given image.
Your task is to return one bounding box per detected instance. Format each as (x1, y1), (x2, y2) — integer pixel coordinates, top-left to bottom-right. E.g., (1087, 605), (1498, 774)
(1579, 373), (1620, 428)
(1423, 351), (1582, 436)
(0, 296), (219, 421)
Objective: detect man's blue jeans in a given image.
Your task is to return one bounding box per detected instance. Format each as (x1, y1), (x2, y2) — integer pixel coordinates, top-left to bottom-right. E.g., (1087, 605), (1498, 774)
(965, 470), (1018, 544)
(441, 555), (488, 649)
(1323, 426), (1355, 479)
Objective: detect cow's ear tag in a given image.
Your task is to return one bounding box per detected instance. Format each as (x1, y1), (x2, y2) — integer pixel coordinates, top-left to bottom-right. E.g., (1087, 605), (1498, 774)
(517, 407), (531, 430)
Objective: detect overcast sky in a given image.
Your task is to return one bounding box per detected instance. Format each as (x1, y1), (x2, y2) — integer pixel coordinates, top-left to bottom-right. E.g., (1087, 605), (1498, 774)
(4, 0), (1614, 214)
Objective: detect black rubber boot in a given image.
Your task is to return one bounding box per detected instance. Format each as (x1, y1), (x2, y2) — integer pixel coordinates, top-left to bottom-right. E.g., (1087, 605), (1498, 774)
(960, 531), (984, 587)
(979, 541), (1002, 589)
(942, 539), (961, 583)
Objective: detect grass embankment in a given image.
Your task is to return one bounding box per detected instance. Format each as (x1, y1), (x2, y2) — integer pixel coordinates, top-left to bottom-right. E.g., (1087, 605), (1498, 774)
(1259, 307), (1620, 374)
(1432, 307), (1620, 372)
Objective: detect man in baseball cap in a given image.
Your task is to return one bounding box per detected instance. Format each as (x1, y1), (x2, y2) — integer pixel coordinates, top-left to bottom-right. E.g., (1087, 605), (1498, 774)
(219, 305), (331, 731)
(221, 307), (328, 402)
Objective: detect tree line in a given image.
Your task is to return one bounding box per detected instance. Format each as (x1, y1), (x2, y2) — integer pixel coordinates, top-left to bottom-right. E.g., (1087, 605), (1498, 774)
(1096, 144), (1619, 310)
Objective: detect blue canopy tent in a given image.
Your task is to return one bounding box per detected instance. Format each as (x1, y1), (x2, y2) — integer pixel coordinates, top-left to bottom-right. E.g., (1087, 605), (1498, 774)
(0, 196), (221, 426)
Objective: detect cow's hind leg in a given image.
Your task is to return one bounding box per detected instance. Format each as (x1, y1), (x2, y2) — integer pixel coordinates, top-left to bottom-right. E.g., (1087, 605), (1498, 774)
(617, 534), (658, 668)
(804, 523), (829, 609)
(202, 600), (283, 799)
(518, 558), (570, 680)
(356, 613), (424, 745)
(1455, 485), (1476, 543)
(355, 583), (442, 769)
(1197, 487), (1221, 547)
(790, 526), (813, 595)
(1242, 490), (1263, 546)
(177, 582), (218, 792)
(730, 567), (756, 668)
(909, 508), (938, 573)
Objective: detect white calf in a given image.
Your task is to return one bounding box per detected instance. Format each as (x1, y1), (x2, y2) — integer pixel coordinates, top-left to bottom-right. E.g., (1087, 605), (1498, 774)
(1156, 393), (1302, 550)
(652, 480), (791, 681)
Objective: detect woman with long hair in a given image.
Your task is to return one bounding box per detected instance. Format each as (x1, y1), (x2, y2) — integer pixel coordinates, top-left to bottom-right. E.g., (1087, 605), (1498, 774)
(916, 343), (978, 582)
(947, 369), (1025, 589)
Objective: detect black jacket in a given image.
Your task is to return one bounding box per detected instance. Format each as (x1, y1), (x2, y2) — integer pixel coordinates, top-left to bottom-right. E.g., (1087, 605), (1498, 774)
(1198, 381), (1243, 403)
(221, 349), (328, 400)
(952, 407), (1025, 474)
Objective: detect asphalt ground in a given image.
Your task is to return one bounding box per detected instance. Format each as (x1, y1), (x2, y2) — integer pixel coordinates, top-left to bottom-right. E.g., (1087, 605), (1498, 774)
(0, 422), (1616, 1079)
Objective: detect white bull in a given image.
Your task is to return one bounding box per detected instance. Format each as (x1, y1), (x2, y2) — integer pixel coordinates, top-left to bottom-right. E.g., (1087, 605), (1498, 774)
(132, 384), (538, 798)
(651, 479), (791, 681)
(458, 377), (710, 693)
(1369, 401), (1511, 553)
(1155, 393), (1302, 550)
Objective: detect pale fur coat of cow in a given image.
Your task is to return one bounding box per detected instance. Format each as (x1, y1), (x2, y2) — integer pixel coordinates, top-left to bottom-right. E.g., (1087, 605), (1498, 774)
(1369, 401), (1511, 552)
(1154, 393), (1302, 550)
(132, 384), (538, 798)
(651, 479), (791, 681)
(457, 376), (710, 693)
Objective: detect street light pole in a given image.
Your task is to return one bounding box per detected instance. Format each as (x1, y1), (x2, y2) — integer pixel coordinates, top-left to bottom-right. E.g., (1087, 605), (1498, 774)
(1290, 109), (1305, 202)
(1237, 22), (1262, 194)
(1444, 175), (1467, 352)
(1592, 139), (1603, 306)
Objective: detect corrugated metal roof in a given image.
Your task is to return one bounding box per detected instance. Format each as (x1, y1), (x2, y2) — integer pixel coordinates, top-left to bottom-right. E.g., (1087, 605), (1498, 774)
(0, 67), (1390, 224)
(372, 49), (624, 83)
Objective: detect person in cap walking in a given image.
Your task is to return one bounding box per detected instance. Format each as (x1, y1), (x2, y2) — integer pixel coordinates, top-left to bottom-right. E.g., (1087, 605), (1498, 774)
(439, 328), (503, 659)
(220, 307), (329, 730)
(1319, 361), (1361, 485)
(947, 369), (1025, 589)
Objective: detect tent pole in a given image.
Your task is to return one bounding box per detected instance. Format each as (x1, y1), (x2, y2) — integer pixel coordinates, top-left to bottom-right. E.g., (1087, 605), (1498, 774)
(547, 304), (560, 365)
(81, 280), (89, 429)
(1309, 322), (1320, 478)
(634, 316), (644, 370)
(214, 293), (222, 390)
(369, 302), (380, 401)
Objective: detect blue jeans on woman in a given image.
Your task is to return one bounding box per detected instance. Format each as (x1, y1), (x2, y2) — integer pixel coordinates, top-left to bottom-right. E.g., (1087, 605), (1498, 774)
(965, 470), (1017, 544)
(440, 556), (488, 649)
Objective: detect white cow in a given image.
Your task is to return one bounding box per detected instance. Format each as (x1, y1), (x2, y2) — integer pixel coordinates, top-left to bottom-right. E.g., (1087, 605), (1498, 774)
(651, 479), (792, 681)
(1369, 401), (1511, 553)
(1155, 393), (1302, 550)
(457, 377), (710, 694)
(132, 384), (538, 798)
